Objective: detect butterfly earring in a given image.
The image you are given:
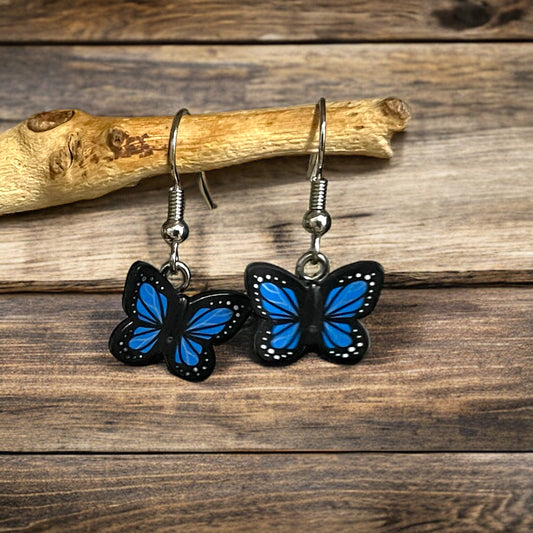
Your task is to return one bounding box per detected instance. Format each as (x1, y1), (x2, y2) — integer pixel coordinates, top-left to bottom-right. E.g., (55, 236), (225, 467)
(244, 97), (384, 366)
(109, 108), (251, 381)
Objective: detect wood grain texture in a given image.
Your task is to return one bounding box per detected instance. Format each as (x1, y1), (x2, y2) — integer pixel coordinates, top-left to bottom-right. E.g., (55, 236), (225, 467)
(0, 288), (530, 452)
(1, 454), (531, 532)
(0, 44), (531, 288)
(0, 0), (531, 42)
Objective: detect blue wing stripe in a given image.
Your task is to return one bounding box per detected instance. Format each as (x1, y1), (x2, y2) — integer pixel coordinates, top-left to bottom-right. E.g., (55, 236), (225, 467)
(285, 289), (299, 312)
(271, 322), (300, 349)
(129, 335), (157, 351)
(159, 290), (168, 317)
(129, 326), (160, 353)
(149, 283), (167, 321)
(259, 283), (299, 320)
(191, 320), (231, 332)
(326, 321), (352, 334)
(133, 337), (158, 353)
(188, 322), (230, 339)
(326, 298), (365, 318)
(327, 296), (365, 317)
(324, 281), (367, 318)
(187, 308), (233, 336)
(272, 322), (294, 336)
(136, 299), (160, 325)
(325, 286), (342, 309)
(139, 283), (162, 322)
(265, 282), (298, 313)
(176, 337), (202, 366)
(188, 307), (212, 327)
(260, 300), (295, 320)
(260, 298), (297, 319)
(137, 283), (168, 325)
(325, 281), (366, 311)
(322, 321), (352, 349)
(322, 326), (335, 349)
(132, 326), (160, 335)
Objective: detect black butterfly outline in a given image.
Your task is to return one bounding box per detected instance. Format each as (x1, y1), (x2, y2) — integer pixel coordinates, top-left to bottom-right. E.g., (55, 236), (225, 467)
(244, 261), (384, 366)
(109, 261), (251, 381)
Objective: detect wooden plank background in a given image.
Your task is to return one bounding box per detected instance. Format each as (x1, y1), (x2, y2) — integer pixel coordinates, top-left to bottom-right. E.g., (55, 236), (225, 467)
(1, 0), (532, 42)
(0, 44), (531, 289)
(1, 454), (531, 532)
(0, 1), (531, 531)
(0, 288), (531, 452)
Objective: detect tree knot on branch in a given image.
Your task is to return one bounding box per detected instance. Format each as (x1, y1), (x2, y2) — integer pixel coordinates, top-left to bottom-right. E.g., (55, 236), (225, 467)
(27, 109), (75, 133)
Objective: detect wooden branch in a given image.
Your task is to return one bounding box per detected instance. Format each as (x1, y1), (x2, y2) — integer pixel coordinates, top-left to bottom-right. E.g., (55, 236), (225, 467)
(0, 98), (410, 215)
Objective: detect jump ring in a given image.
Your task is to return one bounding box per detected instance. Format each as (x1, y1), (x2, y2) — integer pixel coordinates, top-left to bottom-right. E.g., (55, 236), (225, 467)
(160, 260), (191, 290)
(295, 251), (330, 281)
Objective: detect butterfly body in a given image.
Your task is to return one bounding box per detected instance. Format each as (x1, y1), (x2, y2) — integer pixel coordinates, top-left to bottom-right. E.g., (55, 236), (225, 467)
(245, 261), (384, 366)
(293, 285), (324, 345)
(110, 261), (251, 381)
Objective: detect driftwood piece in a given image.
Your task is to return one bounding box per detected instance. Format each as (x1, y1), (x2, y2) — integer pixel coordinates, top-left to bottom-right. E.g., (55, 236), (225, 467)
(0, 98), (410, 215)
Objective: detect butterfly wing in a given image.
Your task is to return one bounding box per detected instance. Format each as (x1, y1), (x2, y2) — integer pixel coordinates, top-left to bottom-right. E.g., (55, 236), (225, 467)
(316, 261), (384, 365)
(163, 291), (251, 381)
(109, 261), (176, 366)
(245, 262), (307, 365)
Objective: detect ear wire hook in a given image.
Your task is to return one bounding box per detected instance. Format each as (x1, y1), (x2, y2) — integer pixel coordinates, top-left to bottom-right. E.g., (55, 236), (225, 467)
(161, 108), (218, 288)
(296, 97), (331, 281)
(306, 96), (326, 181)
(197, 170), (217, 210)
(168, 109), (216, 209)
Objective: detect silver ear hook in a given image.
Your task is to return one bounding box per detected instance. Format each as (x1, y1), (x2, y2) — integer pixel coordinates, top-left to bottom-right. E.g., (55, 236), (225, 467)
(168, 109), (216, 209)
(161, 108), (217, 287)
(296, 97), (331, 281)
(197, 170), (217, 210)
(160, 108), (192, 288)
(306, 96), (326, 181)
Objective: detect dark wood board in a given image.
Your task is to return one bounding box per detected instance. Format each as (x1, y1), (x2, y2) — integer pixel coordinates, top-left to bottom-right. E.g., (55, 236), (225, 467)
(0, 288), (530, 452)
(0, 44), (531, 288)
(1, 454), (531, 532)
(0, 0), (531, 42)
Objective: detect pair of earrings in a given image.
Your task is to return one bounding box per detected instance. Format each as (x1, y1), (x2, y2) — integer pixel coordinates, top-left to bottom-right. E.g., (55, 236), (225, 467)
(109, 99), (384, 381)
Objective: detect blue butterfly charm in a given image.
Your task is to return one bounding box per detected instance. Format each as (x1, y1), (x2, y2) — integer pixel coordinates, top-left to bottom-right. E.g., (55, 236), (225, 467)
(109, 261), (251, 381)
(244, 261), (384, 365)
